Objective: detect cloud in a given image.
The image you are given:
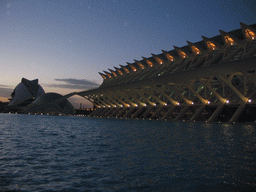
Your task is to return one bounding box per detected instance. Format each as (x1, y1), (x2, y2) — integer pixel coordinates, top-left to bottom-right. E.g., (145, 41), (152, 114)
(47, 78), (100, 90)
(0, 84), (13, 98)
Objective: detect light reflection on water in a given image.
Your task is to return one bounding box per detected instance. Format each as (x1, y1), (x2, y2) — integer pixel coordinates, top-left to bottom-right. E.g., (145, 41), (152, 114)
(0, 113), (256, 191)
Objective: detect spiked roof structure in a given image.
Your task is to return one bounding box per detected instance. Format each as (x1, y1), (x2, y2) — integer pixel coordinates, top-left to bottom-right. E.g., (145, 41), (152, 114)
(97, 23), (256, 89)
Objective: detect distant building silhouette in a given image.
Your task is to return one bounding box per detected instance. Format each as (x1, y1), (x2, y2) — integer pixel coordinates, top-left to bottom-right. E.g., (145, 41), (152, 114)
(8, 78), (75, 115)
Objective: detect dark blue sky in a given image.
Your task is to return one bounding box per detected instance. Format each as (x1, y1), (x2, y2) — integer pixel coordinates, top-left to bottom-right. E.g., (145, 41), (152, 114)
(1, 0), (256, 107)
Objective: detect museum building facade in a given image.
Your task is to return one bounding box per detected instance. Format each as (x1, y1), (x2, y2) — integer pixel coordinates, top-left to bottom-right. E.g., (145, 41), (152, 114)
(76, 23), (256, 123)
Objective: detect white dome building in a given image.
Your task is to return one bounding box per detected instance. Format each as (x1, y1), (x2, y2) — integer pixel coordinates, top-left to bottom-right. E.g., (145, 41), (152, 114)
(8, 78), (45, 107)
(25, 93), (75, 115)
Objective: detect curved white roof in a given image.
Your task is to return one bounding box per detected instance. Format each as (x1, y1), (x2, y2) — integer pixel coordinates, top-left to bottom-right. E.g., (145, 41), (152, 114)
(8, 78), (45, 107)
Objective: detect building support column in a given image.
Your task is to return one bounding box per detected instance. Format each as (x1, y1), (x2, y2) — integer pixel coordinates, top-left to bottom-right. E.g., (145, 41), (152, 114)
(207, 104), (224, 122)
(152, 106), (164, 119)
(116, 107), (128, 118)
(142, 106), (154, 118)
(99, 108), (110, 116)
(105, 107), (115, 117)
(175, 105), (190, 120)
(161, 106), (176, 120)
(123, 107), (136, 118)
(190, 105), (206, 121)
(90, 108), (104, 117)
(228, 102), (246, 123)
(131, 107), (144, 118)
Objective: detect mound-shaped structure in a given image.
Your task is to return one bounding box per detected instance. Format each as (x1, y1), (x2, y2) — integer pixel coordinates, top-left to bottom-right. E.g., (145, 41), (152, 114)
(8, 78), (45, 107)
(25, 93), (75, 115)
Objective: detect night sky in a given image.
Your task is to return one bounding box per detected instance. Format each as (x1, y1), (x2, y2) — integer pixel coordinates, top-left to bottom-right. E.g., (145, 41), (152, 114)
(1, 0), (256, 108)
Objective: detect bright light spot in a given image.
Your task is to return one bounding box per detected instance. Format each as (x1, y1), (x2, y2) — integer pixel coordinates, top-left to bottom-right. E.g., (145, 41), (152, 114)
(153, 104), (156, 106)
(191, 102), (194, 105)
(135, 104), (138, 107)
(253, 37), (255, 40)
(197, 52), (199, 54)
(165, 103), (167, 106)
(128, 105), (130, 107)
(207, 101), (210, 104)
(248, 99), (252, 103)
(144, 104), (147, 106)
(114, 105), (117, 107)
(226, 100), (229, 104)
(177, 103), (180, 105)
(121, 105), (123, 107)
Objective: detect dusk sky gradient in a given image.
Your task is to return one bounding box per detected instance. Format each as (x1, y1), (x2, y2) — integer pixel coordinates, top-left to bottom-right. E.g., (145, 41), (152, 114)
(1, 0), (256, 108)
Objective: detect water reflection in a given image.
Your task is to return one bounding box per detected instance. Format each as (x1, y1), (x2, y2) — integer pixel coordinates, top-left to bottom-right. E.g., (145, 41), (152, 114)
(0, 114), (256, 191)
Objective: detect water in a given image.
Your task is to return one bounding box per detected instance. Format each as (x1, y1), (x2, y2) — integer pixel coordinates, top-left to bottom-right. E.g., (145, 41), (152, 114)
(0, 113), (256, 191)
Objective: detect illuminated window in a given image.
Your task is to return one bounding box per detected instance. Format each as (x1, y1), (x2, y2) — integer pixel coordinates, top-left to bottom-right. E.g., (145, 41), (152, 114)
(101, 75), (106, 79)
(191, 46), (200, 54)
(106, 73), (112, 78)
(178, 50), (187, 58)
(245, 29), (255, 40)
(206, 41), (217, 50)
(123, 67), (129, 73)
(130, 65), (137, 72)
(117, 69), (123, 75)
(224, 36), (235, 45)
(138, 63), (145, 69)
(166, 54), (174, 61)
(155, 57), (163, 64)
(146, 60), (153, 67)
(111, 71), (117, 77)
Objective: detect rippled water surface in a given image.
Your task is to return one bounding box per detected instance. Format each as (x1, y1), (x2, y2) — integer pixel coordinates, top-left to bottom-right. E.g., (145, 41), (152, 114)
(1, 113), (256, 191)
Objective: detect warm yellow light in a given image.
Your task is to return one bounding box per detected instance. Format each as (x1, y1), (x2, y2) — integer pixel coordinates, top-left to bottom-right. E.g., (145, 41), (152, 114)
(155, 57), (163, 65)
(178, 50), (187, 59)
(112, 71), (117, 77)
(245, 29), (256, 40)
(138, 63), (145, 69)
(146, 60), (153, 67)
(106, 73), (112, 78)
(123, 67), (129, 73)
(225, 36), (235, 46)
(191, 46), (200, 55)
(166, 54), (174, 62)
(117, 69), (123, 75)
(130, 65), (137, 72)
(207, 41), (216, 51)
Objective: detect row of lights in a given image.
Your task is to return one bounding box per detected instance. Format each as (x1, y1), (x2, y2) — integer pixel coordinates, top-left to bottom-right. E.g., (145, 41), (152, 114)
(97, 99), (253, 108)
